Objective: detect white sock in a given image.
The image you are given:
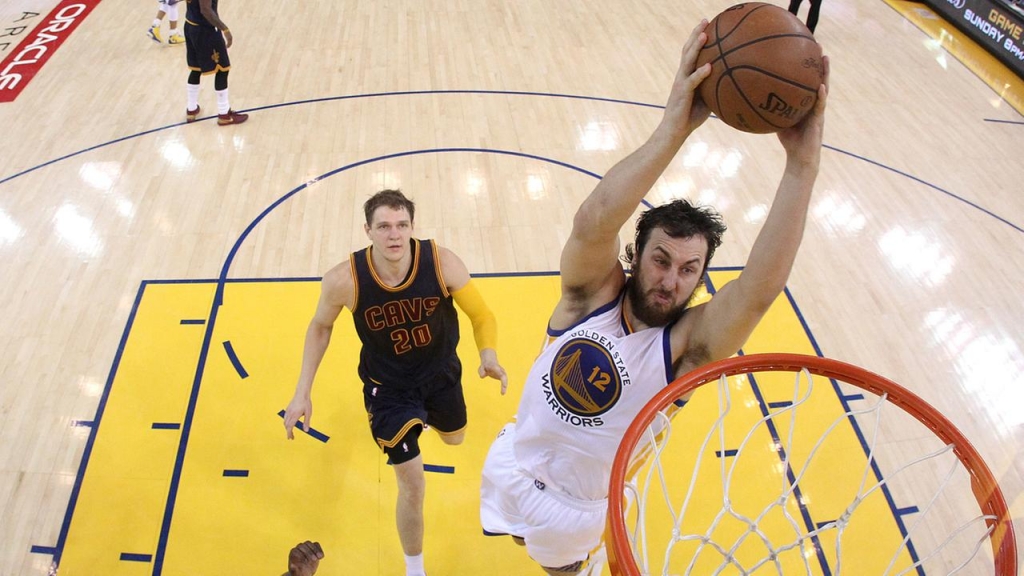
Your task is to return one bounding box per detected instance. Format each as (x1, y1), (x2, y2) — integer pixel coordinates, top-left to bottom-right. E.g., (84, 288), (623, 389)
(404, 553), (425, 576)
(187, 84), (200, 111)
(215, 88), (230, 115)
(168, 22), (178, 34)
(151, 18), (161, 27)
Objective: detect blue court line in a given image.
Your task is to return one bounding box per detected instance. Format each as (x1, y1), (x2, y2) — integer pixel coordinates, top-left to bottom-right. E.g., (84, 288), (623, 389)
(767, 400), (794, 409)
(984, 118), (1024, 125)
(741, 366), (834, 575)
(151, 423), (181, 430)
(715, 449), (739, 458)
(423, 464), (456, 474)
(50, 280), (150, 572)
(2, 89), (1020, 235)
(222, 341), (248, 379)
(705, 277), (833, 575)
(151, 148), (603, 575)
(71, 420), (93, 427)
(840, 392), (865, 402)
(222, 470), (249, 478)
(276, 410), (330, 443)
(120, 553), (153, 562)
(897, 506), (921, 516)
(783, 287), (925, 574)
(30, 546), (56, 555)
(179, 319), (205, 325)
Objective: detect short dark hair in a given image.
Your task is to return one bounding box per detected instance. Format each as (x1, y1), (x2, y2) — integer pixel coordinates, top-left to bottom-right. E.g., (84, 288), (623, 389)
(363, 189), (415, 225)
(622, 199), (727, 273)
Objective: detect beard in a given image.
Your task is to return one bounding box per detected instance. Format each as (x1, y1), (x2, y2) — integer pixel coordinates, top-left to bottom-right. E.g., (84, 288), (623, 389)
(626, 271), (693, 328)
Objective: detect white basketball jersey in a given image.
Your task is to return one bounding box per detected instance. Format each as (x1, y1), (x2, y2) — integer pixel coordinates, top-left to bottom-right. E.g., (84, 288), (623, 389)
(512, 294), (673, 501)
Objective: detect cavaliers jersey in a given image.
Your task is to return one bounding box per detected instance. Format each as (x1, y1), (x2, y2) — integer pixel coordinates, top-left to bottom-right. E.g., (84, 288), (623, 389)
(512, 292), (674, 501)
(350, 238), (460, 390)
(185, 0), (218, 28)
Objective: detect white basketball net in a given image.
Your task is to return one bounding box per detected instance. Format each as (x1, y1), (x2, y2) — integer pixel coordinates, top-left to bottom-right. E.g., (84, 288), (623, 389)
(617, 368), (1002, 575)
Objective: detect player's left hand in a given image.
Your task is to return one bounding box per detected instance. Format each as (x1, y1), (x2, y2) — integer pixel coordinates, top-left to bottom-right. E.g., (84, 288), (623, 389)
(478, 348), (508, 395)
(778, 54), (829, 166)
(222, 29), (233, 48)
(287, 541), (324, 576)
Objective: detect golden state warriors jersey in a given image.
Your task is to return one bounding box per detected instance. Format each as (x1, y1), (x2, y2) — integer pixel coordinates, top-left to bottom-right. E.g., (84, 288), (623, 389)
(513, 293), (674, 501)
(350, 238), (460, 389)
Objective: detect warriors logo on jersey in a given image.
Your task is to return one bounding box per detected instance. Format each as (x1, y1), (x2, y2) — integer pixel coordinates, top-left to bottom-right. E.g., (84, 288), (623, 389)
(541, 328), (631, 426)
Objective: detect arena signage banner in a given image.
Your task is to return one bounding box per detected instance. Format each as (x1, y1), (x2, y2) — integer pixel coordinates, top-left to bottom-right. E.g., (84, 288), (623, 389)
(0, 0), (102, 103)
(922, 0), (1024, 78)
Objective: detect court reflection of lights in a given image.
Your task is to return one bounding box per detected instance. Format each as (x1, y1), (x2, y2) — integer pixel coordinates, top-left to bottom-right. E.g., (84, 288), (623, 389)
(718, 149), (742, 178)
(578, 121), (619, 151)
(160, 140), (195, 169)
(878, 227), (952, 286)
(112, 193), (136, 218)
(78, 375), (104, 398)
(79, 161), (122, 190)
(925, 309), (1024, 427)
(696, 188), (718, 206)
(526, 174), (546, 200)
(54, 204), (103, 257)
(814, 196), (865, 236)
(744, 204), (768, 224)
(682, 141), (709, 168)
(0, 208), (23, 245)
(465, 172), (485, 197)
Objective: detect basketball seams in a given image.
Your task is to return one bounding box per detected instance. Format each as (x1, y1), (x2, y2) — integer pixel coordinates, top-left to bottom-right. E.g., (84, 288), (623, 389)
(714, 3), (776, 41)
(699, 34), (817, 68)
(696, 2), (821, 133)
(724, 65), (820, 92)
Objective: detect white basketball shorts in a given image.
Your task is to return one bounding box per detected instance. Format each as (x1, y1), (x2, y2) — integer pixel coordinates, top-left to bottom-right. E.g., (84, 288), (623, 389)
(480, 423), (607, 569)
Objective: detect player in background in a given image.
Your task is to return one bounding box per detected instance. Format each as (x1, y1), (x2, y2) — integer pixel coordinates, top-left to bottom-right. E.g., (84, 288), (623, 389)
(147, 0), (185, 45)
(285, 190), (508, 576)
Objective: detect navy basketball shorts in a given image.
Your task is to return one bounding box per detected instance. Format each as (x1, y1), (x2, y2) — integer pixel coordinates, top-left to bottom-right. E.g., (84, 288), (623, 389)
(361, 356), (467, 465)
(184, 22), (230, 74)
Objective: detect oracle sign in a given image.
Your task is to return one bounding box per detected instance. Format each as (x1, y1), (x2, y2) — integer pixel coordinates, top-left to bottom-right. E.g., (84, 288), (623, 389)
(0, 0), (102, 103)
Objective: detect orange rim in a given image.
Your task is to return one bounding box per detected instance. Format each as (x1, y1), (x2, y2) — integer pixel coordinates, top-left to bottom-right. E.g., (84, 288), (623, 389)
(606, 353), (1017, 576)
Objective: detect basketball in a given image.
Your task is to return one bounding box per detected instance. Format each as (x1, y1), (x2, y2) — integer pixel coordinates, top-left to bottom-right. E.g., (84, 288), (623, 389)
(696, 2), (824, 134)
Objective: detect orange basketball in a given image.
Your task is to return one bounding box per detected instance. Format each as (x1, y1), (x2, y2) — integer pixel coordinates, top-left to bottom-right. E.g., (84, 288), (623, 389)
(696, 2), (823, 134)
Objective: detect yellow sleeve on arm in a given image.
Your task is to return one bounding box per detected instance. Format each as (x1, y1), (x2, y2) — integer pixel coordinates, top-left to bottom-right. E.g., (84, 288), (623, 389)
(451, 280), (497, 352)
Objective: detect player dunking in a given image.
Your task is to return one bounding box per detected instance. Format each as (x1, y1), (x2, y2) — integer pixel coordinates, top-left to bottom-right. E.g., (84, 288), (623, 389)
(183, 0), (247, 125)
(284, 190), (508, 576)
(479, 21), (830, 575)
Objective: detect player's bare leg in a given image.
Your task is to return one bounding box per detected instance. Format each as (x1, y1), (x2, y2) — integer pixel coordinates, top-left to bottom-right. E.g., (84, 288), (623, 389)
(394, 455), (427, 575)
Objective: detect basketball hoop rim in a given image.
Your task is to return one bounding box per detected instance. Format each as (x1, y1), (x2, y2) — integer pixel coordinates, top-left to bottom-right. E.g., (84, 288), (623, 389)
(606, 353), (1018, 576)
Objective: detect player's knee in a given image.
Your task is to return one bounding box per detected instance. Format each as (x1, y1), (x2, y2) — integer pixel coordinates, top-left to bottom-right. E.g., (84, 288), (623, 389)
(393, 462), (426, 501)
(439, 430), (465, 445)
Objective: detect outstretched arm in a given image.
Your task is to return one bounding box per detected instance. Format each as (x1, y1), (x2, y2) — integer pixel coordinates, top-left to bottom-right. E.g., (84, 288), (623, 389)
(677, 56), (831, 370)
(283, 264), (352, 439)
(440, 247), (508, 394)
(552, 20), (713, 328)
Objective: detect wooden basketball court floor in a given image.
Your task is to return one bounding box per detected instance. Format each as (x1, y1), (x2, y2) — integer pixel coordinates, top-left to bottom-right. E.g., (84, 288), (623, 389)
(0, 0), (1021, 574)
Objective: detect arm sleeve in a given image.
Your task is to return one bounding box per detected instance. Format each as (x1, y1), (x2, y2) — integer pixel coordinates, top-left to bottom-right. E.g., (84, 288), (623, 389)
(451, 280), (497, 352)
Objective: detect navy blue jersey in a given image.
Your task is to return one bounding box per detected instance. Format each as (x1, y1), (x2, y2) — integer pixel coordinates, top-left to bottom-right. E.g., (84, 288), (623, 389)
(185, 0), (218, 28)
(351, 239), (461, 390)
